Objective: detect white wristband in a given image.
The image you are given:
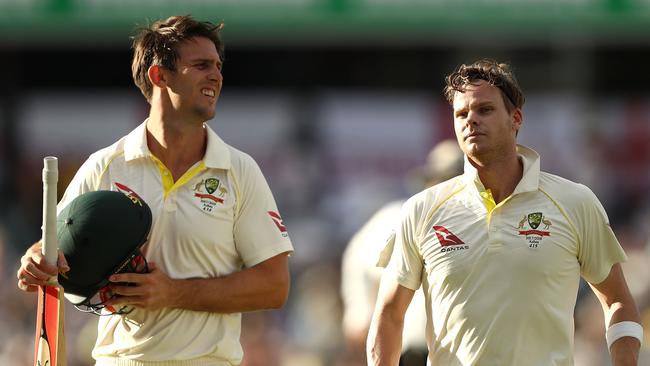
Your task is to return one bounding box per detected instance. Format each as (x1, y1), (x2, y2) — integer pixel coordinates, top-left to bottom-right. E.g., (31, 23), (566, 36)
(606, 321), (644, 349)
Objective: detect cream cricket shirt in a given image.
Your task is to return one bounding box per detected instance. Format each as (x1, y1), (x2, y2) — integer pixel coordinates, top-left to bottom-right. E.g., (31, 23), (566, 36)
(385, 145), (627, 366)
(58, 121), (293, 366)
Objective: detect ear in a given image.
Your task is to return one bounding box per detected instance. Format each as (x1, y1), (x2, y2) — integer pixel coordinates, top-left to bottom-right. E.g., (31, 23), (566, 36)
(147, 65), (166, 88)
(512, 108), (523, 132)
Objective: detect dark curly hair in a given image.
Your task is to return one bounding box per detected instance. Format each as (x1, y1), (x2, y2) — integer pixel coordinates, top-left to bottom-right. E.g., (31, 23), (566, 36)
(443, 59), (525, 112)
(131, 15), (224, 103)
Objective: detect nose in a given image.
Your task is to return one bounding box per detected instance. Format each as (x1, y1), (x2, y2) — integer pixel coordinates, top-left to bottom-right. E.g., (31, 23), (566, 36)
(208, 65), (222, 83)
(466, 110), (479, 126)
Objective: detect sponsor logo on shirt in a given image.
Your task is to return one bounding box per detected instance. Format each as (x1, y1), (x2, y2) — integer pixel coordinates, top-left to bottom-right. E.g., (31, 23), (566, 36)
(113, 181), (145, 207)
(268, 211), (289, 237)
(517, 212), (552, 248)
(433, 226), (469, 253)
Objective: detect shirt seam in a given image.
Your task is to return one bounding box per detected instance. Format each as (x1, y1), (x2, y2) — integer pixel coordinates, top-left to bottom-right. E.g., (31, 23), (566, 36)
(229, 167), (242, 220)
(418, 182), (467, 242)
(95, 151), (126, 191)
(538, 187), (581, 254)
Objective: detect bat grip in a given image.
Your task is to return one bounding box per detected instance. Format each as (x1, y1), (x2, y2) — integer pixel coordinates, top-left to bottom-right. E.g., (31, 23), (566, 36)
(42, 157), (59, 267)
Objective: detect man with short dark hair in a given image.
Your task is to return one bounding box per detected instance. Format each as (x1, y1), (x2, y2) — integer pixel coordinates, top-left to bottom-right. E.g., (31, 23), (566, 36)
(367, 59), (642, 365)
(17, 15), (293, 366)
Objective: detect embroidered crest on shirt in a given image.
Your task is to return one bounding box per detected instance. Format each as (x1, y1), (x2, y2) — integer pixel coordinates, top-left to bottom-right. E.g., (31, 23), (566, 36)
(517, 212), (552, 248)
(204, 178), (219, 194)
(433, 226), (469, 253)
(193, 177), (225, 213)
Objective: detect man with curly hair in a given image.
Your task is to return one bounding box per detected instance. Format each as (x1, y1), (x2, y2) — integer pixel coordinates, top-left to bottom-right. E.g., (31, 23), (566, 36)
(367, 59), (642, 365)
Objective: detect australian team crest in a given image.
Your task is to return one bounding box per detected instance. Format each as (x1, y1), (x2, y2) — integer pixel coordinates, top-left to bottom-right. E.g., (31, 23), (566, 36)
(527, 212), (542, 229)
(205, 178), (219, 194)
(193, 177), (227, 213)
(517, 212), (552, 249)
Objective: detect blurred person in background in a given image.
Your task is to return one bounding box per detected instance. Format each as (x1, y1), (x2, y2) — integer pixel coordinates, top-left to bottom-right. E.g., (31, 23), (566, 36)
(367, 59), (642, 365)
(341, 139), (463, 365)
(15, 15), (292, 366)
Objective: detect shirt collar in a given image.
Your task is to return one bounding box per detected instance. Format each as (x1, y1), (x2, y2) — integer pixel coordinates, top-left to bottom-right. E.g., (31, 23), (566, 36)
(203, 123), (231, 170)
(123, 121), (150, 161)
(461, 144), (541, 195)
(123, 120), (231, 170)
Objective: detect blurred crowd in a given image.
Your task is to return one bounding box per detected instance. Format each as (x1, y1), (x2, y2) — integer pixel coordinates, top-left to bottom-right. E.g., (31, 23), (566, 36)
(1, 90), (649, 366)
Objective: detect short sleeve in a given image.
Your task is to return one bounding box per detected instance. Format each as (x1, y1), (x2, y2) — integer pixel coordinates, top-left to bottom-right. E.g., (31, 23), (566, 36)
(232, 155), (293, 267)
(575, 186), (627, 284)
(384, 199), (424, 290)
(57, 154), (106, 213)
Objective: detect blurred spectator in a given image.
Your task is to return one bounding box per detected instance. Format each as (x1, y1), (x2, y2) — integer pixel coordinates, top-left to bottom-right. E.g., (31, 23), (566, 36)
(341, 139), (463, 365)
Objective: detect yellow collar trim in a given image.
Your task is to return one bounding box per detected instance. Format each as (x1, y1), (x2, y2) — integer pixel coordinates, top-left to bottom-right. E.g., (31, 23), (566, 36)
(479, 188), (497, 215)
(152, 157), (206, 199)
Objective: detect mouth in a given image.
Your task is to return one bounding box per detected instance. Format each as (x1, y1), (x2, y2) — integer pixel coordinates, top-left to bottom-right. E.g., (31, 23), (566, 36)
(201, 88), (216, 98)
(464, 131), (484, 141)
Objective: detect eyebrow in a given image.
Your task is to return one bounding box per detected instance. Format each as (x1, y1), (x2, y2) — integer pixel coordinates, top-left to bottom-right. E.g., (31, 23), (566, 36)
(472, 101), (494, 108)
(188, 57), (222, 66)
(455, 100), (494, 111)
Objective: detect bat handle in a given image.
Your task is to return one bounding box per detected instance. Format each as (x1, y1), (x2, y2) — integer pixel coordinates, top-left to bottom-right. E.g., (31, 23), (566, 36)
(42, 157), (59, 268)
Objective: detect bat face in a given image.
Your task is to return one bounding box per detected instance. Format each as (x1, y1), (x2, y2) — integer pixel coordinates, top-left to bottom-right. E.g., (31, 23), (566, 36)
(36, 336), (50, 366)
(34, 285), (65, 366)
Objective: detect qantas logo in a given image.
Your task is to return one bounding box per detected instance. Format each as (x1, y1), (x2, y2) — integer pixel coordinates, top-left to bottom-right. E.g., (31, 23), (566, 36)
(433, 226), (469, 253)
(433, 226), (464, 246)
(114, 182), (144, 207)
(268, 211), (288, 236)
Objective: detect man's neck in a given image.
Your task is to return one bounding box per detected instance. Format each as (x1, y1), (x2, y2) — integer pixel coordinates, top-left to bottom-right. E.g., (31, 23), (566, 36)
(472, 149), (523, 204)
(145, 113), (207, 181)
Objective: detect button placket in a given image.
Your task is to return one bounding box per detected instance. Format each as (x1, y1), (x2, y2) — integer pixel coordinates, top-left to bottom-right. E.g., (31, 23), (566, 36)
(487, 208), (504, 251)
(164, 192), (177, 212)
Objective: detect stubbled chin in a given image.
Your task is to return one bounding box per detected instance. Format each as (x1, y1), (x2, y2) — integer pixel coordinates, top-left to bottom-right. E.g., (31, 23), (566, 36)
(196, 105), (217, 122)
(464, 143), (489, 162)
(463, 141), (480, 154)
(203, 109), (216, 121)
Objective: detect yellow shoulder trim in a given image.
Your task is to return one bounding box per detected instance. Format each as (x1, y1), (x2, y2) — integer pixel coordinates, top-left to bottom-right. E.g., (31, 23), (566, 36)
(418, 180), (466, 241)
(229, 168), (242, 218)
(539, 188), (580, 252)
(95, 151), (126, 191)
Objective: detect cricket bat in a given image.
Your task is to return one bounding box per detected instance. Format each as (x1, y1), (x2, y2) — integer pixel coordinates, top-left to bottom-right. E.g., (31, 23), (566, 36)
(34, 156), (66, 366)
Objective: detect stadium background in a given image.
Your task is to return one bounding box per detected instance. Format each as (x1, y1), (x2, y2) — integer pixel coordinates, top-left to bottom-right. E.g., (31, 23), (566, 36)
(1, 1), (649, 365)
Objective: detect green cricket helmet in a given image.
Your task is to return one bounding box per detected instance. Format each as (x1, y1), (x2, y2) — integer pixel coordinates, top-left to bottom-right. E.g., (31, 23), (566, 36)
(57, 189), (152, 315)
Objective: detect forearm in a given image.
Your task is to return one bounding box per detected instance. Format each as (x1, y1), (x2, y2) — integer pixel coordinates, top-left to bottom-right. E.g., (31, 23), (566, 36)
(590, 264), (642, 366)
(610, 336), (640, 366)
(169, 254), (290, 313)
(172, 271), (287, 313)
(607, 304), (642, 366)
(366, 312), (404, 366)
(606, 300), (641, 326)
(108, 253), (290, 312)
